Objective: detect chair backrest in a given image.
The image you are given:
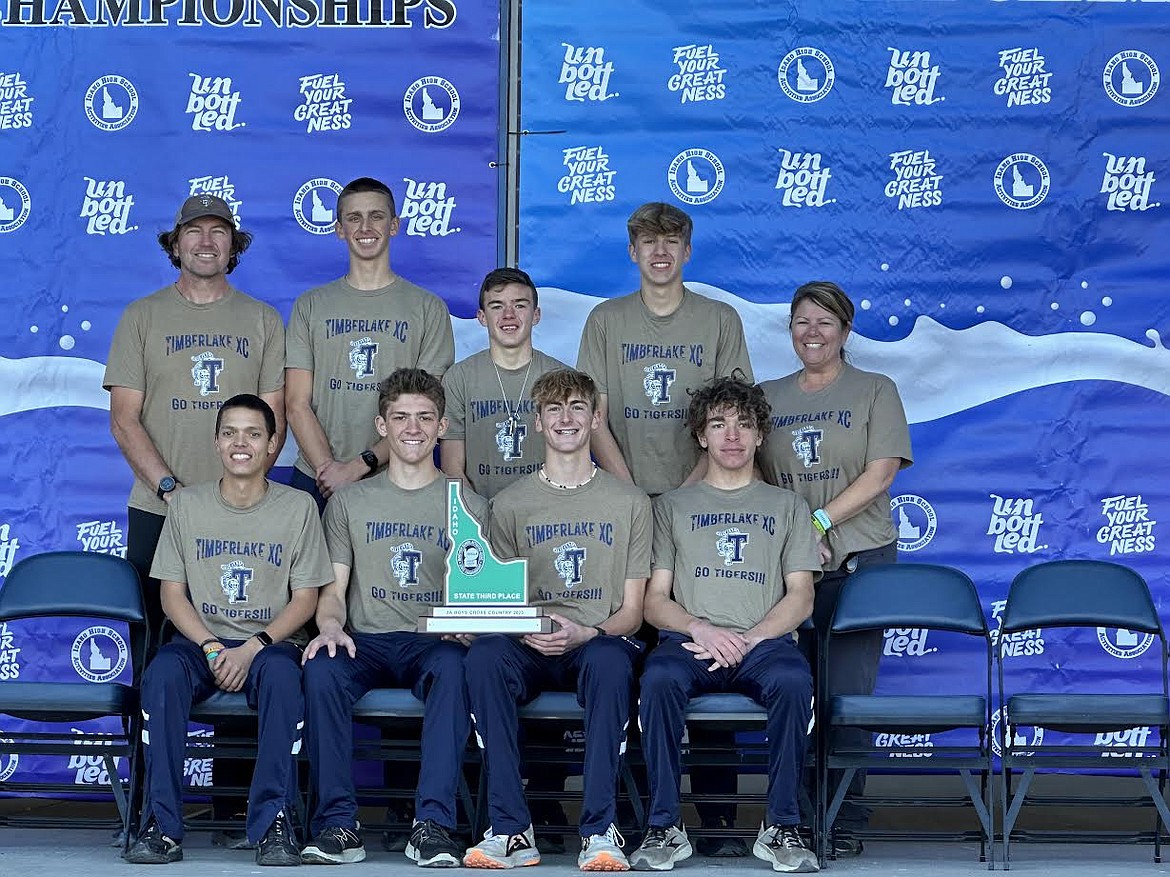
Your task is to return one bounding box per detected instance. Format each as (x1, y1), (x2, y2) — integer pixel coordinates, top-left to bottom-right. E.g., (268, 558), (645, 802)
(1000, 559), (1160, 636)
(0, 551), (145, 625)
(830, 563), (987, 636)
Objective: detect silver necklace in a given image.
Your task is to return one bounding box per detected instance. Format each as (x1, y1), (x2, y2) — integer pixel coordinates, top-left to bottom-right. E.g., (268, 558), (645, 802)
(539, 463), (598, 490)
(493, 357), (534, 436)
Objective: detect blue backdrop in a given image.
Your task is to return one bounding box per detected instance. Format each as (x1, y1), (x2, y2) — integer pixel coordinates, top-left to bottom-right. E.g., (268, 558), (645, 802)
(0, 0), (501, 788)
(515, 0), (1170, 759)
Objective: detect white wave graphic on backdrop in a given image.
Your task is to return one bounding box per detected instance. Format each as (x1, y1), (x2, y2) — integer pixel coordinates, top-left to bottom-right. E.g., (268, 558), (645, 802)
(4, 281), (1169, 463)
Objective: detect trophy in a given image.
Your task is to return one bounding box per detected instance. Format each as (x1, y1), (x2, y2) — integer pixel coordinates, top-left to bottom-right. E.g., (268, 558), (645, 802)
(417, 480), (553, 635)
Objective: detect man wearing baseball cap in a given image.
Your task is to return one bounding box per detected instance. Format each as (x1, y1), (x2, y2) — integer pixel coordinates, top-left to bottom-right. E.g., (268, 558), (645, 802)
(105, 194), (286, 640)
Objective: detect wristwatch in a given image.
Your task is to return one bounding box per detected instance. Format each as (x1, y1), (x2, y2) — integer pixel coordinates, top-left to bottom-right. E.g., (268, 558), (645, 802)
(253, 630), (273, 647)
(156, 475), (177, 501)
(360, 449), (379, 473)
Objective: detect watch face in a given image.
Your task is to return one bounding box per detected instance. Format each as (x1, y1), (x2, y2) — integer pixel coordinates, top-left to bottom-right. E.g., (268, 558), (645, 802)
(361, 450), (378, 471)
(159, 476), (176, 492)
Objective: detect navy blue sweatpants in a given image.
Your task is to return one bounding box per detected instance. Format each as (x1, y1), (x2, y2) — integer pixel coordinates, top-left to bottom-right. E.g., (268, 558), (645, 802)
(465, 634), (643, 838)
(139, 637), (304, 843)
(302, 631), (469, 834)
(639, 633), (813, 829)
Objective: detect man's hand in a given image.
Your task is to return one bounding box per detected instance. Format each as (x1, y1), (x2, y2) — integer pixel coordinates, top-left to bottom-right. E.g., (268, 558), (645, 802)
(315, 458), (366, 499)
(817, 536), (832, 567)
(683, 633), (763, 671)
(687, 619), (749, 669)
(441, 633), (476, 647)
(212, 638), (262, 692)
(521, 613), (595, 656)
(303, 625), (356, 663)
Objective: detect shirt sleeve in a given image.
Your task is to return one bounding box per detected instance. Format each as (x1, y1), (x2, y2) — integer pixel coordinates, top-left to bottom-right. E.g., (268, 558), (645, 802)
(575, 308), (609, 394)
(289, 499), (335, 590)
(625, 490), (652, 580)
(103, 303), (147, 392)
(149, 499), (187, 584)
(258, 306), (286, 394)
(650, 494), (677, 572)
(715, 305), (754, 382)
(417, 295), (456, 379)
(323, 492), (355, 568)
(442, 365), (468, 440)
(780, 495), (823, 579)
(284, 294), (314, 372)
(487, 497), (519, 561)
(866, 375), (913, 467)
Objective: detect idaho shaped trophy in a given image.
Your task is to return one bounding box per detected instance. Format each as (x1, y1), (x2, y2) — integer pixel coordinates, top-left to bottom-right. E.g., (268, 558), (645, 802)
(417, 480), (553, 635)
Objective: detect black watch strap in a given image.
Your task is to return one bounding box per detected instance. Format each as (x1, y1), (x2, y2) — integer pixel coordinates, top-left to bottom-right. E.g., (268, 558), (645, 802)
(253, 630), (273, 647)
(360, 449), (379, 473)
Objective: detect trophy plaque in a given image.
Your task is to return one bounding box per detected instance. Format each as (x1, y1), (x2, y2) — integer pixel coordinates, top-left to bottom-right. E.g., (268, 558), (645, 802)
(417, 480), (553, 635)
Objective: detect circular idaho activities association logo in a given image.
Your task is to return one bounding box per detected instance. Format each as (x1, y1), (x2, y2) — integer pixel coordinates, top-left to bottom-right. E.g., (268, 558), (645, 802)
(890, 494), (937, 552)
(990, 707), (1044, 758)
(777, 47), (835, 104)
(668, 148), (725, 206)
(70, 625), (128, 684)
(403, 76), (461, 133)
(994, 153), (1050, 210)
(1103, 50), (1160, 108)
(1097, 626), (1155, 659)
(84, 75), (139, 132)
(456, 539), (486, 577)
(0, 744), (16, 782)
(0, 176), (31, 234)
(292, 178), (343, 235)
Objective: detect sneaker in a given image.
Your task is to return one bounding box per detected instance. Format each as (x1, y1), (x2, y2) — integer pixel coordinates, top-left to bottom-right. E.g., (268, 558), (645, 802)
(126, 819), (183, 864)
(407, 819), (463, 868)
(752, 824), (818, 873)
(302, 823), (367, 864)
(629, 825), (692, 871)
(579, 824), (630, 872)
(257, 810), (302, 867)
(695, 816), (747, 857)
(830, 831), (863, 859)
(463, 825), (541, 869)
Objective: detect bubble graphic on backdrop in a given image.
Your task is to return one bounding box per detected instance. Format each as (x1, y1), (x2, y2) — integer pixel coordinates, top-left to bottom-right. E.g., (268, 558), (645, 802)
(59, 335), (75, 350)
(1102, 297), (1112, 307)
(1081, 312), (1097, 327)
(1001, 276), (1013, 289)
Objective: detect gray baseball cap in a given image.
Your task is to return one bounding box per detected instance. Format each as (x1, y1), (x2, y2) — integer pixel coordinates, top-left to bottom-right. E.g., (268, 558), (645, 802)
(174, 194), (234, 227)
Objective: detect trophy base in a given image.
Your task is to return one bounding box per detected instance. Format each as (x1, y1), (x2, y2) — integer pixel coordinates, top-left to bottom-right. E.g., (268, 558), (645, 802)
(418, 611), (554, 635)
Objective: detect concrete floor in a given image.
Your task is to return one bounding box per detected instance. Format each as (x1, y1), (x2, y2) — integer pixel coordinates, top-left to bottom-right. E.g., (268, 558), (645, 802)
(0, 829), (1167, 876)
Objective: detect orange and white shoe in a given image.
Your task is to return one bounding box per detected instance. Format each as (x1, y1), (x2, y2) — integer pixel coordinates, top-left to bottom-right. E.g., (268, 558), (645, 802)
(464, 825), (541, 869)
(579, 825), (630, 872)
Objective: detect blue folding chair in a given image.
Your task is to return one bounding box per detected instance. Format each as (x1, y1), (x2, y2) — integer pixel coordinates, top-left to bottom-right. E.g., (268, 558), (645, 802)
(0, 551), (148, 844)
(998, 559), (1170, 867)
(820, 563), (994, 868)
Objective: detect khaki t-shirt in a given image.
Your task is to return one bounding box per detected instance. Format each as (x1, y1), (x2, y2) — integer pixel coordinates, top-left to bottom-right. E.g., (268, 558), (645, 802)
(488, 470), (651, 627)
(324, 475), (488, 634)
(150, 481), (332, 644)
(285, 277), (455, 476)
(652, 480), (821, 633)
(757, 364), (913, 569)
(442, 348), (569, 498)
(103, 285), (285, 516)
(576, 288), (753, 496)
